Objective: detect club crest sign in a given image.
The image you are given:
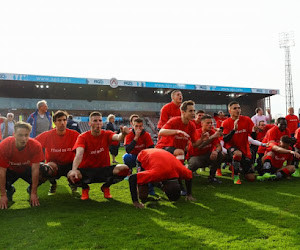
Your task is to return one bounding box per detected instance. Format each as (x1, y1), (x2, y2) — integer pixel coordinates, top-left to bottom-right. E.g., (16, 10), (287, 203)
(110, 78), (118, 88)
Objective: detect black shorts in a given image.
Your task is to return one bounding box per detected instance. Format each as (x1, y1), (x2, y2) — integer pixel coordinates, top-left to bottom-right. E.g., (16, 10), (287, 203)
(78, 166), (115, 184)
(109, 145), (120, 156)
(6, 166), (32, 188)
(56, 163), (73, 178)
(227, 147), (254, 175)
(262, 162), (280, 174)
(162, 147), (177, 155)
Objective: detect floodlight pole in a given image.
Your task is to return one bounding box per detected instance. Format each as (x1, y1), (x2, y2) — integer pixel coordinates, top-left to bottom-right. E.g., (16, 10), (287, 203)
(279, 32), (295, 115)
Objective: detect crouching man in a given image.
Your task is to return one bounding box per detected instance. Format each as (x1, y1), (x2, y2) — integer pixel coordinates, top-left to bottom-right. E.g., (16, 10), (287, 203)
(128, 148), (196, 209)
(0, 122), (44, 209)
(257, 135), (300, 181)
(67, 111), (130, 200)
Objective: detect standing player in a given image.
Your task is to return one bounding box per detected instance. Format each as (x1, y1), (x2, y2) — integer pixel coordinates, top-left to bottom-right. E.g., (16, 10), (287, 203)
(222, 101), (256, 184)
(35, 110), (80, 195)
(257, 136), (299, 180)
(123, 118), (154, 169)
(285, 107), (299, 137)
(128, 148), (195, 209)
(0, 122), (44, 209)
(157, 90), (182, 130)
(68, 111), (130, 200)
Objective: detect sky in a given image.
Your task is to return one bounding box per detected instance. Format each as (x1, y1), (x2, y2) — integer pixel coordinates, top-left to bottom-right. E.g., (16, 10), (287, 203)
(0, 0), (299, 117)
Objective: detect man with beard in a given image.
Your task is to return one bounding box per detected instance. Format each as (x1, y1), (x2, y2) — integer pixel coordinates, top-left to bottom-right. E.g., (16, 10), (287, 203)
(35, 110), (80, 195)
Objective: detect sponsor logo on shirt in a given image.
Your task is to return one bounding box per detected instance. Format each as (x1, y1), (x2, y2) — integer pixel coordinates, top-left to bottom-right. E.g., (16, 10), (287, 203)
(9, 160), (30, 166)
(235, 129), (247, 134)
(275, 156), (285, 161)
(174, 135), (189, 140)
(90, 148), (104, 154)
(51, 148), (72, 153)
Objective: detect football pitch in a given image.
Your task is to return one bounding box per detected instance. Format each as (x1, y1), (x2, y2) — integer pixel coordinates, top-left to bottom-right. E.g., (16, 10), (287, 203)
(1, 147), (300, 249)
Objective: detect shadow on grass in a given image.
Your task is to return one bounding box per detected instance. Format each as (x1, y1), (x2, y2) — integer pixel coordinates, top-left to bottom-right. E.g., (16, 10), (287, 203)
(2, 171), (300, 249)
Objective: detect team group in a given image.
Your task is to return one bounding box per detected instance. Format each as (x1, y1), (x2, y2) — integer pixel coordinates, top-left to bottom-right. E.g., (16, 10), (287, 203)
(0, 90), (300, 209)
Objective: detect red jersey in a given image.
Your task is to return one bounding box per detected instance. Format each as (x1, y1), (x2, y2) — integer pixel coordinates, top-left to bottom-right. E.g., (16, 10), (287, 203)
(0, 137), (44, 173)
(214, 116), (227, 128)
(73, 130), (115, 168)
(156, 117), (197, 150)
(294, 128), (300, 149)
(257, 126), (290, 154)
(285, 114), (299, 134)
(265, 142), (293, 168)
(35, 128), (79, 165)
(222, 116), (254, 159)
(157, 102), (181, 129)
(124, 130), (154, 155)
(136, 148), (192, 184)
(256, 124), (275, 142)
(187, 128), (220, 158)
(192, 120), (202, 129)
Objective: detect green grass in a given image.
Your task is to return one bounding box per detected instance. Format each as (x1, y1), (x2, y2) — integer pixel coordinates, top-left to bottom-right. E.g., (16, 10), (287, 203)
(2, 147), (300, 249)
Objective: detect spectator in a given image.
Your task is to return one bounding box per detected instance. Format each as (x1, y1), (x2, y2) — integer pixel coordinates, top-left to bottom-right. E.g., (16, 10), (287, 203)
(67, 115), (81, 133)
(106, 114), (120, 163)
(0, 115), (7, 142)
(1, 113), (15, 139)
(27, 100), (52, 138)
(251, 107), (272, 126)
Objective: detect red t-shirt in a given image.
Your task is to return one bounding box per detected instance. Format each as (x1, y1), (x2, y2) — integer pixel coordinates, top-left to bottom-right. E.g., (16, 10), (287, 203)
(0, 137), (44, 173)
(156, 117), (197, 150)
(157, 102), (181, 129)
(187, 128), (220, 158)
(257, 126), (290, 154)
(73, 130), (115, 168)
(222, 116), (254, 159)
(124, 130), (154, 155)
(214, 116), (227, 128)
(136, 148), (192, 184)
(35, 128), (79, 165)
(256, 124), (275, 142)
(285, 114), (299, 134)
(294, 128), (300, 149)
(191, 120), (202, 129)
(265, 142), (293, 169)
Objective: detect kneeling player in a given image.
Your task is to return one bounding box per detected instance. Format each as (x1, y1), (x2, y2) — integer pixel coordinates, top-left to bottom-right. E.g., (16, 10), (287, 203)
(35, 110), (80, 196)
(222, 101), (256, 184)
(0, 122), (44, 209)
(128, 148), (195, 208)
(258, 136), (300, 180)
